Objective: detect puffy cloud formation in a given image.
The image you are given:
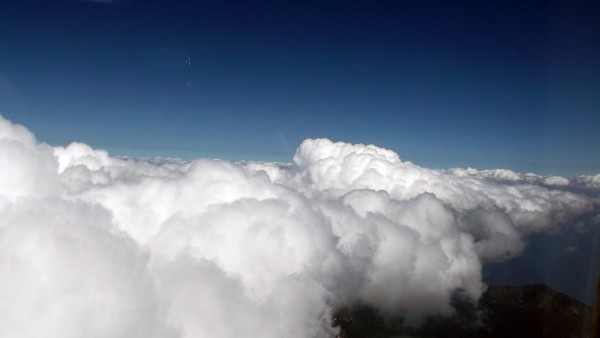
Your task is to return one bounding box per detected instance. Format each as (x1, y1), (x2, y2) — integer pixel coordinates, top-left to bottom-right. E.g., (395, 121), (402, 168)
(0, 115), (597, 337)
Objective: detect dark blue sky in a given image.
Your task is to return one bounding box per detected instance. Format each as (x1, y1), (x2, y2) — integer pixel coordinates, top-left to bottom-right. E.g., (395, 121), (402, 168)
(1, 0), (599, 176)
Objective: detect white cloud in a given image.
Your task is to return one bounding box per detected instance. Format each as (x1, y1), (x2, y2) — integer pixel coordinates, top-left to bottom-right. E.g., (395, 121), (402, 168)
(0, 118), (59, 204)
(0, 115), (597, 336)
(0, 198), (176, 338)
(576, 173), (600, 189)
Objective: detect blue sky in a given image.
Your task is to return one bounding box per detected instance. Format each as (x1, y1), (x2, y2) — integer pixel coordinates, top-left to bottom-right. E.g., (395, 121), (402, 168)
(1, 0), (599, 176)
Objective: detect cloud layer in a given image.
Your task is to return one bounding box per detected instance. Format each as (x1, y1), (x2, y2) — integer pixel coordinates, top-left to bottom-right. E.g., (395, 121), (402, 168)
(0, 115), (597, 337)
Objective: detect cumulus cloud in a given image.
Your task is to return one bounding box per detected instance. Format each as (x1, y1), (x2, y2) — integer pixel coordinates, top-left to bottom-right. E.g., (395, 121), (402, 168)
(0, 115), (597, 336)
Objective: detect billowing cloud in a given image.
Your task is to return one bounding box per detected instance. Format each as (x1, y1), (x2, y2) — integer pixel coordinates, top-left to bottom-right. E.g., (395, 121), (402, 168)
(0, 115), (597, 336)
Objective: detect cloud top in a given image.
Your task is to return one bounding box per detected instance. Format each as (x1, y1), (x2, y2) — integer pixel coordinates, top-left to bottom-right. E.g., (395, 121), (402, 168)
(0, 115), (597, 337)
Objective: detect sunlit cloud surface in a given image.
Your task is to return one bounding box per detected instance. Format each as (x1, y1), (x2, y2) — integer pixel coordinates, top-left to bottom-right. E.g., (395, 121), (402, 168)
(0, 116), (597, 337)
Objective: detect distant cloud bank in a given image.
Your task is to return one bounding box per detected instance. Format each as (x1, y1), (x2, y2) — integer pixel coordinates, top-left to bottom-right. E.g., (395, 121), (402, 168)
(0, 115), (598, 337)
